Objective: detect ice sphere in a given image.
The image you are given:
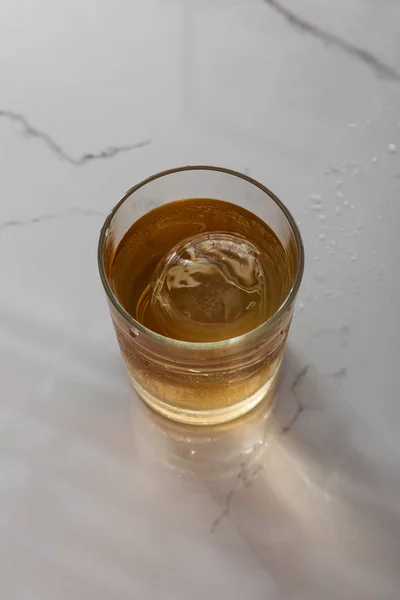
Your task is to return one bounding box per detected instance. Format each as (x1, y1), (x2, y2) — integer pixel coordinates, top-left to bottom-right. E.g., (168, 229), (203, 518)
(151, 232), (267, 342)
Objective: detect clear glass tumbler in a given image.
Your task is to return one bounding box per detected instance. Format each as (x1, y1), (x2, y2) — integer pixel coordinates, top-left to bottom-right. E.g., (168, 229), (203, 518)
(98, 166), (304, 425)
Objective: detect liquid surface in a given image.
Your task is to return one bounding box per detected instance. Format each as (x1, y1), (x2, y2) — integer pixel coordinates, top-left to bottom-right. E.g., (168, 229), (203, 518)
(109, 198), (293, 342)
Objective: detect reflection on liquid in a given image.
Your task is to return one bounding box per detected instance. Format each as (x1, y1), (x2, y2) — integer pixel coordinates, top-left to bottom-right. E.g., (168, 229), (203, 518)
(131, 390), (278, 492)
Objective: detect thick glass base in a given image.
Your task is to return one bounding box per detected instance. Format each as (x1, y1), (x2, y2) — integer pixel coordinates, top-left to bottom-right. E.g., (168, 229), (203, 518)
(128, 368), (280, 425)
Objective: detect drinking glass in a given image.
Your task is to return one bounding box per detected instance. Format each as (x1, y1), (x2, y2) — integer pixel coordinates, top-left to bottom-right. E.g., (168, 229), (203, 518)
(98, 166), (304, 425)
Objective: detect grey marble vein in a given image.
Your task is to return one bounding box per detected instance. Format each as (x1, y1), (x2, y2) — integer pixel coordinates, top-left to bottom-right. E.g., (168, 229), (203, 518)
(0, 214), (60, 231)
(239, 463), (264, 488)
(0, 110), (151, 165)
(0, 207), (107, 231)
(263, 0), (400, 81)
(210, 421), (270, 533)
(210, 490), (234, 534)
(327, 366), (347, 379)
(281, 363), (328, 435)
(209, 461), (259, 534)
(281, 365), (310, 434)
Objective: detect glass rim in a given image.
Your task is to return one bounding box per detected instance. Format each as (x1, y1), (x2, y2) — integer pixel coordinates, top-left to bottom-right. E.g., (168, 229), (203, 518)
(97, 165), (305, 350)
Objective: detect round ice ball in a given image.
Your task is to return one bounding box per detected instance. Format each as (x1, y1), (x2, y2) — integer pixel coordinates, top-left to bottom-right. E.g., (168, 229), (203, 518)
(151, 232), (267, 342)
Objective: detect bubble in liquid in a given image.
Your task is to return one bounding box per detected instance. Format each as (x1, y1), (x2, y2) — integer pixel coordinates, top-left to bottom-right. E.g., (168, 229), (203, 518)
(151, 232), (268, 342)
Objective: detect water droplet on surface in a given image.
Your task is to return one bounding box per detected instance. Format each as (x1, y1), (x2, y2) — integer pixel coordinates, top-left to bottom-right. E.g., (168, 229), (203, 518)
(335, 205), (341, 215)
(372, 156), (378, 163)
(311, 204), (323, 211)
(310, 193), (322, 201)
(337, 191), (344, 198)
(298, 302), (305, 312)
(388, 144), (397, 154)
(319, 214), (326, 220)
(344, 200), (350, 206)
(350, 205), (355, 210)
(318, 233), (326, 240)
(335, 179), (344, 187)
(348, 123), (357, 128)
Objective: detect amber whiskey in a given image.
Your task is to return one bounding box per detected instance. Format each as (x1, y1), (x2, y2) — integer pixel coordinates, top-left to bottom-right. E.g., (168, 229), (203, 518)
(106, 198), (296, 422)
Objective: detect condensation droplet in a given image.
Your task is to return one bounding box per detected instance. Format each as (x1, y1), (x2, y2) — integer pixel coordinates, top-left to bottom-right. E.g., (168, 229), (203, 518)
(344, 199), (350, 206)
(298, 302), (305, 312)
(337, 191), (344, 198)
(311, 204), (323, 211)
(388, 144), (397, 154)
(318, 233), (326, 240)
(319, 214), (326, 220)
(350, 205), (355, 210)
(335, 205), (341, 215)
(310, 193), (322, 201)
(372, 156), (378, 163)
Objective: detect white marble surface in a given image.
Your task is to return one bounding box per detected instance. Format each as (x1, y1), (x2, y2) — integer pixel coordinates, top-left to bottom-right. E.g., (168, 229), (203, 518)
(1, 0), (400, 598)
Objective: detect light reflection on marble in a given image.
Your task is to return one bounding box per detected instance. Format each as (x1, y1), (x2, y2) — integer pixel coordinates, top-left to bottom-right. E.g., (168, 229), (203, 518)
(132, 348), (400, 597)
(131, 382), (274, 493)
